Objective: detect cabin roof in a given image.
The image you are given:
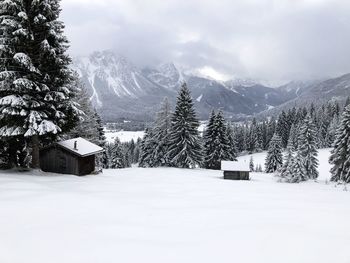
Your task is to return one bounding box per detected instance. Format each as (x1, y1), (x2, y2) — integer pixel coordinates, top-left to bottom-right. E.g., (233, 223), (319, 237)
(56, 137), (104, 157)
(221, 161), (250, 172)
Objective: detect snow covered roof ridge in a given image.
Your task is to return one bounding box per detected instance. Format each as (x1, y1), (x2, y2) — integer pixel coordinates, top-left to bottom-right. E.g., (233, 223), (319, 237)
(57, 137), (104, 157)
(221, 160), (250, 172)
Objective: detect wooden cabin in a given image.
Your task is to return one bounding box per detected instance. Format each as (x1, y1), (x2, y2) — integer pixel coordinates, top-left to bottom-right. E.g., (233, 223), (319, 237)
(221, 161), (250, 180)
(40, 137), (104, 176)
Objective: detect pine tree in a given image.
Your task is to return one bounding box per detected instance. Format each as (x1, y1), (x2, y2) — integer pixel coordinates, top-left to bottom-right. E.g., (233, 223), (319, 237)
(265, 133), (283, 173)
(203, 110), (216, 167)
(249, 156), (254, 172)
(0, 0), (80, 168)
(325, 115), (339, 147)
(279, 136), (294, 179)
(298, 115), (319, 180)
(287, 156), (305, 183)
(152, 97), (172, 167)
(138, 128), (157, 168)
(204, 111), (232, 170)
(67, 81), (98, 143)
(167, 83), (203, 168)
(133, 138), (142, 164)
(276, 111), (290, 148)
(226, 124), (238, 161)
(109, 138), (125, 169)
(329, 105), (350, 183)
(94, 110), (108, 169)
(266, 117), (276, 149)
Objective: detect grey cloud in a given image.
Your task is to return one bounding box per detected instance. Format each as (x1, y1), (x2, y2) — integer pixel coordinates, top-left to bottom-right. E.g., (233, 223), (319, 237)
(61, 0), (350, 82)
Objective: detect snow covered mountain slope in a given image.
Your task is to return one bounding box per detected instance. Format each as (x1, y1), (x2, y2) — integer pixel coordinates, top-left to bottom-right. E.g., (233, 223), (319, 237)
(73, 50), (336, 121)
(142, 63), (184, 90)
(73, 51), (174, 121)
(259, 73), (350, 117)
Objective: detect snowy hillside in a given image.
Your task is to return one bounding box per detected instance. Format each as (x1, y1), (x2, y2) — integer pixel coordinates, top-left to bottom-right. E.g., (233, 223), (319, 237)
(1, 150), (350, 263)
(260, 74), (350, 117)
(73, 51), (299, 120)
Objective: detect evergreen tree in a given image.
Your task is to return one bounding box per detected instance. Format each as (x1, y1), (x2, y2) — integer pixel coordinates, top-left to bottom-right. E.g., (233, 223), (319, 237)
(138, 128), (157, 168)
(276, 111), (290, 148)
(298, 115), (319, 180)
(249, 156), (254, 172)
(226, 124), (238, 161)
(204, 111), (232, 170)
(266, 117), (276, 149)
(109, 138), (125, 169)
(67, 81), (98, 143)
(265, 133), (283, 173)
(0, 0), (80, 168)
(167, 83), (203, 168)
(325, 115), (339, 147)
(152, 97), (172, 167)
(287, 148), (307, 183)
(94, 110), (108, 169)
(329, 105), (350, 183)
(279, 137), (294, 179)
(133, 138), (142, 164)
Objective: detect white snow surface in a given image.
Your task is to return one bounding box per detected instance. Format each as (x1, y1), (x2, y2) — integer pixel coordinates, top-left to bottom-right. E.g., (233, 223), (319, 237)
(221, 160), (250, 171)
(57, 137), (104, 157)
(105, 130), (145, 143)
(196, 94), (203, 102)
(1, 148), (350, 263)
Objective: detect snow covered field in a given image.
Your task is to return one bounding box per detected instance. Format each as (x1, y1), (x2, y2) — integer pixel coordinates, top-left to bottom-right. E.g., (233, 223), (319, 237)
(237, 148), (333, 181)
(104, 130), (144, 143)
(104, 120), (207, 143)
(0, 149), (349, 263)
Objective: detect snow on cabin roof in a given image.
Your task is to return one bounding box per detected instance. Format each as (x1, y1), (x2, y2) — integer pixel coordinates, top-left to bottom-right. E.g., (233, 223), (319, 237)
(57, 137), (104, 157)
(221, 161), (250, 172)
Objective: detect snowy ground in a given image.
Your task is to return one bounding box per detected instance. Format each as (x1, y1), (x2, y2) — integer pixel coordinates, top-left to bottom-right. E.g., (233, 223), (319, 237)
(1, 149), (349, 263)
(104, 130), (144, 143)
(104, 120), (206, 143)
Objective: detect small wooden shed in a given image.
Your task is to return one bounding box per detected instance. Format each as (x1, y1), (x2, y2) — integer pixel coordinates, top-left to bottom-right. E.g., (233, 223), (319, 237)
(40, 137), (104, 176)
(221, 161), (250, 180)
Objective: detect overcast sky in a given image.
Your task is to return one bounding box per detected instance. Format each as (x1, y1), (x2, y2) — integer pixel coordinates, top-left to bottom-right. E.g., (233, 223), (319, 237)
(61, 0), (350, 82)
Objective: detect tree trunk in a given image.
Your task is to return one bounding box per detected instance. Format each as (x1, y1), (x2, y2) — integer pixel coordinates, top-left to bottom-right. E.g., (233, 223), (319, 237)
(31, 135), (40, 169)
(8, 139), (17, 168)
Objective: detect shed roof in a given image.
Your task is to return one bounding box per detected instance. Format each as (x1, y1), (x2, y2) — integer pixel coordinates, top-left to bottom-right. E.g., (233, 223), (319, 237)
(57, 137), (104, 157)
(221, 161), (250, 172)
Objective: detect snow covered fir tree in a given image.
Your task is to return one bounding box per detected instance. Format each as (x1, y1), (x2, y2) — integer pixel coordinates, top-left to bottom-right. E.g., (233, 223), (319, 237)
(265, 134), (283, 173)
(204, 110), (236, 170)
(298, 114), (319, 180)
(329, 105), (350, 184)
(0, 0), (80, 168)
(165, 83), (203, 168)
(150, 97), (172, 167)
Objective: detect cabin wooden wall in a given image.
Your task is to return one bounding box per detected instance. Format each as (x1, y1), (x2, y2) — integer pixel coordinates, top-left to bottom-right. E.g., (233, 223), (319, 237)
(224, 171), (250, 180)
(40, 147), (80, 175)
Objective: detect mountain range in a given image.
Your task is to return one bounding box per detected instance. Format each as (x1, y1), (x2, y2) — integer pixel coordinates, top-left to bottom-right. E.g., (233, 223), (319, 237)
(73, 50), (349, 121)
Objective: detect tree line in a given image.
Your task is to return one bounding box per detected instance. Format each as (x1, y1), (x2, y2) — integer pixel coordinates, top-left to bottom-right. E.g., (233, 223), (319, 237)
(138, 84), (237, 169)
